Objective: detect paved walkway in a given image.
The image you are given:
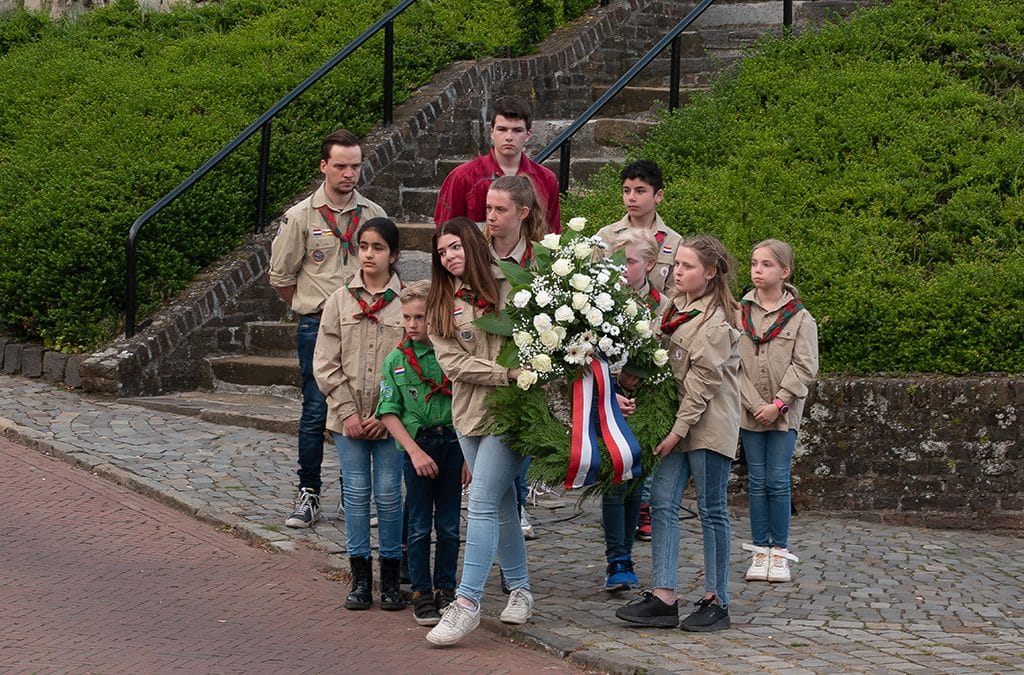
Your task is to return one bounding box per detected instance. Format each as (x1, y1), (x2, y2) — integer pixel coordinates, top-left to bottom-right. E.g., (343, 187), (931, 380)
(2, 374), (1022, 673)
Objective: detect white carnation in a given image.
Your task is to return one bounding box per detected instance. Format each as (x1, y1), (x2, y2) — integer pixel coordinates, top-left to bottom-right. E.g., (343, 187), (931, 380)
(533, 313), (553, 332)
(540, 233), (561, 250)
(636, 320), (653, 338)
(624, 299), (639, 318)
(586, 307), (604, 326)
(570, 274), (593, 293)
(534, 290), (553, 307)
(573, 242), (594, 260)
(551, 258), (573, 277)
(554, 305), (574, 323)
(594, 292), (614, 312)
(596, 270), (611, 285)
(530, 353), (553, 373)
(567, 217), (587, 232)
(512, 289), (532, 308)
(598, 336), (614, 353)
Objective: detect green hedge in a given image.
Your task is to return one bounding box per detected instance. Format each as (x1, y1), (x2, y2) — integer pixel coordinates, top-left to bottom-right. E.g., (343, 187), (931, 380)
(0, 0), (593, 351)
(566, 0), (1024, 375)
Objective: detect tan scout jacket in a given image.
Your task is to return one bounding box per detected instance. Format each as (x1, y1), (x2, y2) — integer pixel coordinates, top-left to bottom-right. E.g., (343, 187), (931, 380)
(430, 277), (513, 437)
(737, 289), (819, 432)
(662, 294), (741, 459)
(313, 271), (405, 435)
(269, 185), (387, 315)
(596, 213), (682, 294)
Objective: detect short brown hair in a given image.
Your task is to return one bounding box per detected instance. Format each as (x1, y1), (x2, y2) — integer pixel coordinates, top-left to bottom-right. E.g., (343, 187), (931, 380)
(320, 129), (360, 161)
(489, 95), (533, 130)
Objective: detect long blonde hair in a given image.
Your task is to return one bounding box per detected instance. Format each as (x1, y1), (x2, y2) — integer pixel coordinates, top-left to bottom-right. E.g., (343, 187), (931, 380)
(485, 175), (548, 244)
(751, 238), (799, 298)
(667, 235), (739, 328)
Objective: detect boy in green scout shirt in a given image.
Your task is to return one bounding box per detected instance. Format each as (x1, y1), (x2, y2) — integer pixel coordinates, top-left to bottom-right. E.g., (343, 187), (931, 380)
(375, 280), (466, 628)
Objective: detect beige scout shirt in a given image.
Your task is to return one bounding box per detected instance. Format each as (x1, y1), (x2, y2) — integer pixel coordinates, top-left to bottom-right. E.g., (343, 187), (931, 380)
(312, 271), (405, 435)
(488, 235), (531, 266)
(268, 185), (387, 315)
(737, 289), (819, 433)
(430, 275), (513, 437)
(596, 213), (683, 294)
(661, 294), (741, 459)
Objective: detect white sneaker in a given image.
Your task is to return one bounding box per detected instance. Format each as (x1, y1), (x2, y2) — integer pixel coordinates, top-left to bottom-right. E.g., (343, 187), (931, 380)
(520, 512), (537, 540)
(742, 543), (770, 581)
(425, 600), (480, 646)
(527, 481), (566, 509)
(500, 588), (534, 625)
(768, 547), (799, 583)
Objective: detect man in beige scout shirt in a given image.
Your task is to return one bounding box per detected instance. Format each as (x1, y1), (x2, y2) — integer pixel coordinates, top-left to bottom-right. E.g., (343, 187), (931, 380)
(269, 128), (386, 528)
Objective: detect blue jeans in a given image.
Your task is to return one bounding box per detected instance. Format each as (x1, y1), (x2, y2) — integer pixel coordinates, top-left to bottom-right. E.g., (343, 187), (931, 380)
(650, 449), (732, 606)
(404, 426), (464, 593)
(514, 456), (531, 510)
(601, 480), (643, 561)
(296, 316), (328, 493)
(334, 434), (404, 559)
(456, 434), (529, 604)
(741, 429), (796, 549)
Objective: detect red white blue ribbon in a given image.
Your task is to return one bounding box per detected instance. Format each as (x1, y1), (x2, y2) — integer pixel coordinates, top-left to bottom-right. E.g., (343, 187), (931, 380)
(565, 357), (643, 489)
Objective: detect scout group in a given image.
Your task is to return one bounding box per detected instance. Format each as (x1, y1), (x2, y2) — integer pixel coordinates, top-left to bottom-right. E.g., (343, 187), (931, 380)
(267, 96), (819, 645)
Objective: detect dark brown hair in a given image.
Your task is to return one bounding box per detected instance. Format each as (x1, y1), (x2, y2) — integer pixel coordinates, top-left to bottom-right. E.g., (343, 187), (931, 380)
(428, 218), (502, 339)
(320, 128), (360, 161)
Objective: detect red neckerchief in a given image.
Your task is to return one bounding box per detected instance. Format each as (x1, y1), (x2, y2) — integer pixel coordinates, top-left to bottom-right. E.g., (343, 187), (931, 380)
(645, 285), (662, 311)
(741, 298), (804, 352)
(519, 241), (534, 267)
(455, 288), (493, 312)
(317, 203), (362, 266)
(348, 284), (397, 323)
(660, 306), (701, 335)
(397, 338), (451, 401)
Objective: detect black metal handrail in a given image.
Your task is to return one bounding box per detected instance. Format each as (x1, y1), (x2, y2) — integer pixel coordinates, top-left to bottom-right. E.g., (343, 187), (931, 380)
(125, 0), (417, 338)
(534, 0), (794, 191)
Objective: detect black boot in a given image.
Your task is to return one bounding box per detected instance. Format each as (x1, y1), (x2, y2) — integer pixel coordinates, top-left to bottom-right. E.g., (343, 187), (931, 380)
(345, 556), (372, 610)
(379, 557), (405, 611)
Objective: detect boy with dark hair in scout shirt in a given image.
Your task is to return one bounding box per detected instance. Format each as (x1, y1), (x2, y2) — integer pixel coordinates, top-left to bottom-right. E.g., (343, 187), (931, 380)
(376, 280), (466, 628)
(596, 159), (682, 295)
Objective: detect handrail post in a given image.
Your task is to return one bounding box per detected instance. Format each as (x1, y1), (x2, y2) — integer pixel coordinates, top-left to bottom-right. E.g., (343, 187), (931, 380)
(558, 140), (571, 194)
(669, 34), (681, 111)
(256, 120), (272, 231)
(384, 20), (394, 126)
(126, 237), (138, 338)
(783, 0), (793, 33)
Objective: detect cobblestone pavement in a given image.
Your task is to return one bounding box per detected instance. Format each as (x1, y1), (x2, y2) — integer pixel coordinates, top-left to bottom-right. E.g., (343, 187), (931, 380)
(2, 375), (1022, 674)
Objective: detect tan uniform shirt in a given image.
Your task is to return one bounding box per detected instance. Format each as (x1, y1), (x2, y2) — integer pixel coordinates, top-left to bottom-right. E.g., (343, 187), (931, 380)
(489, 235), (531, 266)
(737, 289), (819, 432)
(661, 294), (741, 459)
(313, 271), (405, 434)
(430, 276), (513, 437)
(269, 185), (387, 315)
(596, 213), (682, 294)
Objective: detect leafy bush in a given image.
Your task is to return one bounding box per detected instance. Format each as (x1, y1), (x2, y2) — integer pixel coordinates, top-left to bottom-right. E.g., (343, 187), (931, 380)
(566, 0), (1024, 374)
(0, 0), (594, 350)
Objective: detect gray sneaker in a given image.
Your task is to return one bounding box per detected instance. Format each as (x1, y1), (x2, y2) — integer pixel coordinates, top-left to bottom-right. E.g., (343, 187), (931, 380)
(426, 599), (480, 646)
(500, 588), (534, 625)
(285, 487), (321, 528)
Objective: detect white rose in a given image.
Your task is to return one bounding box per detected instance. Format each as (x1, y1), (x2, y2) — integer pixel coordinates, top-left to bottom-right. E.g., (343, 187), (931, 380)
(594, 292), (614, 312)
(535, 290), (553, 307)
(567, 216), (587, 232)
(624, 299), (639, 318)
(513, 330), (534, 348)
(571, 292), (589, 311)
(573, 242), (594, 260)
(553, 325), (567, 340)
(540, 233), (561, 250)
(586, 307), (604, 326)
(517, 369), (539, 390)
(554, 305), (574, 323)
(551, 258), (573, 277)
(653, 348), (669, 366)
(530, 353), (553, 373)
(570, 274), (593, 293)
(512, 289), (532, 308)
(635, 320), (652, 338)
(598, 336), (614, 353)
(596, 271), (611, 285)
(533, 313), (552, 332)
(539, 329), (561, 349)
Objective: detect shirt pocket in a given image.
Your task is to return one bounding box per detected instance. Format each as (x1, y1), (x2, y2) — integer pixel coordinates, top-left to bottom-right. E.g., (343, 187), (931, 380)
(454, 313), (483, 353)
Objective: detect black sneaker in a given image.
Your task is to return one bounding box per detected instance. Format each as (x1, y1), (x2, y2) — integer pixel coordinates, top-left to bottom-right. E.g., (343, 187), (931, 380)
(434, 588), (456, 612)
(284, 487), (321, 528)
(680, 596), (731, 632)
(614, 591), (679, 627)
(412, 592), (441, 627)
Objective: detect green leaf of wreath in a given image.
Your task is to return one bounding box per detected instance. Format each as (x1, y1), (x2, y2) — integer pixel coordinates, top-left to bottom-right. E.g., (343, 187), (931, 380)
(495, 259), (534, 287)
(472, 312), (513, 336)
(496, 340), (521, 368)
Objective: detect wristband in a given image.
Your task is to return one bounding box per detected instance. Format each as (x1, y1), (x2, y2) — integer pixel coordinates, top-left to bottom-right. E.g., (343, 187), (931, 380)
(773, 398), (790, 415)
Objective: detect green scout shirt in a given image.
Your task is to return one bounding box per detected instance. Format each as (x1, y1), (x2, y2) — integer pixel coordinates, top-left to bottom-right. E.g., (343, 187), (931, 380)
(374, 340), (453, 451)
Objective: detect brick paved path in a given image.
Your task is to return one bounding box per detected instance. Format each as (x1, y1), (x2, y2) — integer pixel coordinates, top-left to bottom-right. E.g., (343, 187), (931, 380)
(0, 436), (579, 674)
(2, 374), (1022, 673)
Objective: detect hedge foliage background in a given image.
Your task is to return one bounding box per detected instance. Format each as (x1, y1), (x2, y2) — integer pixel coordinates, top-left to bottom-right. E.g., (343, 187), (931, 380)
(567, 0), (1024, 375)
(0, 0), (593, 351)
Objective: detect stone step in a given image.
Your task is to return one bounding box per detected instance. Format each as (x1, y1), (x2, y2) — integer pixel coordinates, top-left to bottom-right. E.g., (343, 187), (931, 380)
(590, 86), (698, 116)
(210, 355), (299, 388)
(398, 222), (435, 254)
(124, 391), (300, 435)
(247, 321), (295, 357)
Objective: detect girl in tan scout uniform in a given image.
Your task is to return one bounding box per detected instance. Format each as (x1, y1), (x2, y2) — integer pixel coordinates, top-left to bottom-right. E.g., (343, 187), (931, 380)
(313, 217), (406, 612)
(737, 239), (818, 584)
(424, 217), (534, 647)
(615, 235), (740, 633)
(484, 174), (547, 268)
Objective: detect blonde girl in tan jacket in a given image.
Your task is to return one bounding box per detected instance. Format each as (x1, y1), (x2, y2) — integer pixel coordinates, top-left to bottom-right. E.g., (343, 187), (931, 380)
(424, 217), (535, 647)
(738, 239), (818, 583)
(313, 217), (406, 612)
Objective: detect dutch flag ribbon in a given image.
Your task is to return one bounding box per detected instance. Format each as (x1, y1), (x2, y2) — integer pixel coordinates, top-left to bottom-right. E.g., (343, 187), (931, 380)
(565, 357), (644, 489)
